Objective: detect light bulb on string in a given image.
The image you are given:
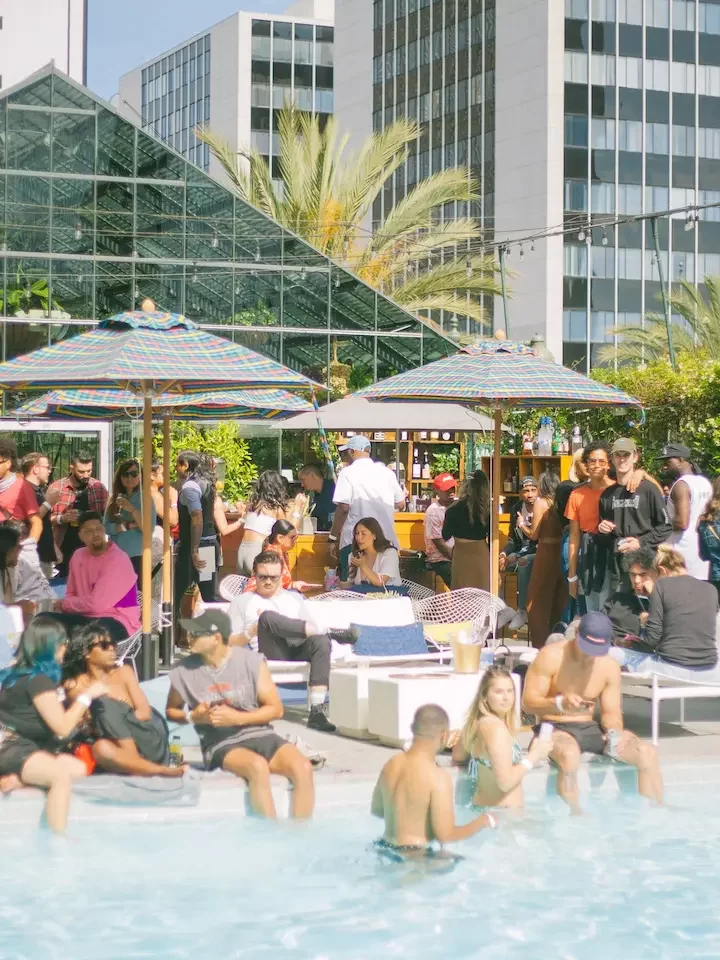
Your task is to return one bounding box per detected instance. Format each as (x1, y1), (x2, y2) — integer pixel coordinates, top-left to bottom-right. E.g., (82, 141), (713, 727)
(466, 257), (472, 279)
(211, 229), (219, 249)
(255, 242), (261, 262)
(192, 263), (199, 283)
(601, 230), (608, 246)
(531, 240), (535, 253)
(74, 223), (83, 241)
(577, 228), (586, 242)
(519, 244), (524, 261)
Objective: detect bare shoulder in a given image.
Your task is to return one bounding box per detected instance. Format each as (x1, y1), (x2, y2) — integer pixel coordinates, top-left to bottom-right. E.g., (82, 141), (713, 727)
(599, 655), (622, 682)
(531, 640), (567, 670)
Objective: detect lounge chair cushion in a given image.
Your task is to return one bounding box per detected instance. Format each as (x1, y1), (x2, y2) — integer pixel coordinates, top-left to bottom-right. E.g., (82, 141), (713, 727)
(351, 621), (428, 657)
(423, 620), (474, 647)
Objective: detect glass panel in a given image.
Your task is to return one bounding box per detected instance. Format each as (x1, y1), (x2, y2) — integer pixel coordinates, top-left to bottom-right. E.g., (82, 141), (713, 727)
(136, 182), (185, 259)
(184, 264), (233, 323)
(5, 108), (51, 171)
(0, 103), (5, 171)
(134, 261), (183, 316)
(50, 258), (96, 319)
(5, 175), (50, 252)
(95, 179), (135, 257)
(51, 178), (95, 256)
(280, 331), (330, 380)
(185, 180), (234, 261)
(52, 111), (96, 176)
(1, 257), (51, 325)
(281, 269), (330, 328)
(331, 270), (378, 330)
(6, 76), (52, 107)
(95, 261), (133, 320)
(136, 129), (186, 180)
(96, 109), (135, 178)
(51, 76), (95, 111)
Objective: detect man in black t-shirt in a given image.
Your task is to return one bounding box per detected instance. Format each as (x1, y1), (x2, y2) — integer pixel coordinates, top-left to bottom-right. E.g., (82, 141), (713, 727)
(596, 439), (671, 593)
(604, 547), (657, 643)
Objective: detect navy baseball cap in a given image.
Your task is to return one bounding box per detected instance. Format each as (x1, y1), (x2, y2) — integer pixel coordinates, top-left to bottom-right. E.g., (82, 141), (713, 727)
(180, 609), (232, 640)
(576, 612), (613, 657)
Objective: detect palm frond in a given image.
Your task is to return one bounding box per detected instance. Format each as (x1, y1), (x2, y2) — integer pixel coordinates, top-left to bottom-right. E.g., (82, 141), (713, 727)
(396, 293), (490, 326)
(195, 126), (251, 199)
(392, 257), (501, 299)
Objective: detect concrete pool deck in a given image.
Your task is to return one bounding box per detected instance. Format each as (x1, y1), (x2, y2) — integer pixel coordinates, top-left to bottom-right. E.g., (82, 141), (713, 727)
(3, 694), (720, 826)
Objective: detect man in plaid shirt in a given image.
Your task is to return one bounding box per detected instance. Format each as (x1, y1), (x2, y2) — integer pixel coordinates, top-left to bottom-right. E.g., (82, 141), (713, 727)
(48, 450), (108, 577)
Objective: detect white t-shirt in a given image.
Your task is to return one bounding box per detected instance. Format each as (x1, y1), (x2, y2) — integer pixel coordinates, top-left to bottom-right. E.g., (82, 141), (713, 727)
(351, 547), (402, 586)
(228, 589), (308, 652)
(333, 458), (405, 550)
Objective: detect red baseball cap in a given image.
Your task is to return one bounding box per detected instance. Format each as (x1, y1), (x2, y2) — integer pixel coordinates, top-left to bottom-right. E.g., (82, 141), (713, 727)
(433, 473), (457, 492)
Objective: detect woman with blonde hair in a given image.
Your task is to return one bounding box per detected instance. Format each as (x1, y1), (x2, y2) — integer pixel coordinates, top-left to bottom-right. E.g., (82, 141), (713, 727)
(452, 666), (551, 811)
(610, 543), (718, 676)
(442, 470), (490, 590)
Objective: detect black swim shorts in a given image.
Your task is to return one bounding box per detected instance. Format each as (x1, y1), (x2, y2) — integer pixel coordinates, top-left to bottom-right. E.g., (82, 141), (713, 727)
(372, 838), (464, 868)
(208, 733), (287, 771)
(533, 721), (607, 755)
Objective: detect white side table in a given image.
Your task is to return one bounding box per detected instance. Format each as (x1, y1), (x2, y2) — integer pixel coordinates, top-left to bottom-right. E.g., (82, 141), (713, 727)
(366, 667), (522, 747)
(329, 665), (395, 739)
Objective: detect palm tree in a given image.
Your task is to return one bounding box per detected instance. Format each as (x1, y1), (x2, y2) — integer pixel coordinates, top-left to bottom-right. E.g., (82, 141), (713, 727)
(196, 108), (501, 327)
(598, 277), (720, 364)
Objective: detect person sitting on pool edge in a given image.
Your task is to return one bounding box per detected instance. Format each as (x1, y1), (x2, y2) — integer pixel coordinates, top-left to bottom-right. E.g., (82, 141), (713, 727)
(166, 609), (315, 819)
(371, 703), (496, 861)
(62, 623), (185, 779)
(522, 611), (664, 815)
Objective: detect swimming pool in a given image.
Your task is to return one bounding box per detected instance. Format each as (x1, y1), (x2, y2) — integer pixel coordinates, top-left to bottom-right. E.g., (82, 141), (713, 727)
(2, 773), (720, 960)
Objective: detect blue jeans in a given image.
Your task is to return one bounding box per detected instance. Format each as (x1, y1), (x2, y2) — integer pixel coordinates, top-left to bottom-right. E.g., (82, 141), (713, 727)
(609, 647), (720, 681)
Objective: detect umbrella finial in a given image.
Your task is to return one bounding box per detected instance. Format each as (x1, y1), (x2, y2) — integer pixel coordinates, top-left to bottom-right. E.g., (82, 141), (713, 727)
(494, 329), (507, 341)
(141, 298), (156, 313)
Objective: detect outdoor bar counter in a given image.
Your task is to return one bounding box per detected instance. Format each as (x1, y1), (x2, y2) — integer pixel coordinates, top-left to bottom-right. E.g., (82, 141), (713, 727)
(220, 512), (430, 585)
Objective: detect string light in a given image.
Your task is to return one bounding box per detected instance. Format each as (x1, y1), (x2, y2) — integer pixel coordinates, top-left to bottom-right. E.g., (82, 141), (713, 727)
(684, 208), (698, 231)
(466, 257), (472, 279)
(255, 242), (261, 262)
(74, 223), (82, 241)
(211, 229), (219, 249)
(519, 244), (524, 261)
(601, 230), (609, 246)
(192, 263), (199, 283)
(577, 228), (586, 242)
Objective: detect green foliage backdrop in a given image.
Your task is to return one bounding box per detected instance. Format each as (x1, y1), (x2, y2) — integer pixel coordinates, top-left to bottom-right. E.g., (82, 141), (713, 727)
(154, 421), (258, 501)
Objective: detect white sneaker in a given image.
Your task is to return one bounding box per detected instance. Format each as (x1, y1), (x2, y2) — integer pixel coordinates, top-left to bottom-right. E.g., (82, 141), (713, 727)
(508, 609), (528, 631)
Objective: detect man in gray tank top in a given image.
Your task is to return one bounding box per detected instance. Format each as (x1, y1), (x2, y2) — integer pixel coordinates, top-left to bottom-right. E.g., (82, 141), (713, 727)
(166, 610), (315, 819)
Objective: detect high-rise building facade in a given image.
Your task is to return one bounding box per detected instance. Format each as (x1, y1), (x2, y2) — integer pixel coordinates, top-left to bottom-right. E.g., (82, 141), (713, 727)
(118, 1), (334, 181)
(0, 0), (87, 91)
(351, 0), (496, 341)
(339, 0), (720, 368)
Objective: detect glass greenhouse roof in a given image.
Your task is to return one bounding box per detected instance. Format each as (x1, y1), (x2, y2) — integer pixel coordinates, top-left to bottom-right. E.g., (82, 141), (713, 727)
(0, 65), (455, 388)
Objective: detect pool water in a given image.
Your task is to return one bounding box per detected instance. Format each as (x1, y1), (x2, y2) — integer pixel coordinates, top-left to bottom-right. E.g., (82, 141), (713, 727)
(2, 780), (720, 960)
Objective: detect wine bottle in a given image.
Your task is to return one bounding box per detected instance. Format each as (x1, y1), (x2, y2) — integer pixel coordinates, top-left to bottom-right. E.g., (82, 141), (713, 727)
(421, 451), (431, 480)
(412, 448), (421, 479)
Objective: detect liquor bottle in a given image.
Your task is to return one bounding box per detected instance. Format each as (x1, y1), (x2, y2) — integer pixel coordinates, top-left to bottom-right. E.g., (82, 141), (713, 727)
(552, 425), (562, 456)
(412, 448), (421, 479)
(522, 433), (533, 454)
(571, 424), (583, 453)
(421, 451), (431, 479)
(503, 470), (513, 493)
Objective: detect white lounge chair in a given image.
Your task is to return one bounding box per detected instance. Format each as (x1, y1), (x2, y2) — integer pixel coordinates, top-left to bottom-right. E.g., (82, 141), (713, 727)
(411, 587), (509, 649)
(218, 575), (249, 601)
(622, 671), (720, 744)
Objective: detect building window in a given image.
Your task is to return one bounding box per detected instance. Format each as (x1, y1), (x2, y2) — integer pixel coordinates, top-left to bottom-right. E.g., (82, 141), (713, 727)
(699, 190), (720, 219)
(565, 51), (589, 83)
(564, 244), (589, 277)
(646, 0), (670, 27)
(646, 121), (669, 154)
(565, 114), (589, 146)
(617, 56), (642, 88)
(673, 0), (696, 31)
(619, 183), (642, 213)
(671, 61), (695, 95)
(646, 59), (670, 92)
(699, 64), (720, 96)
(619, 119), (643, 151)
(592, 117), (616, 149)
(700, 2), (720, 35)
(592, 181), (615, 213)
(699, 126), (720, 159)
(563, 309), (589, 342)
(618, 248), (642, 279)
(564, 179), (589, 210)
(618, 0), (643, 24)
(645, 185), (669, 212)
(699, 252), (720, 274)
(592, 245), (615, 278)
(592, 54), (616, 86)
(566, 0), (588, 17)
(673, 124), (695, 157)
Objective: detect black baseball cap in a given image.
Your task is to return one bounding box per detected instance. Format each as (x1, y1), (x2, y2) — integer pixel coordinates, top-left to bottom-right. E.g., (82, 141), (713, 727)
(179, 609), (232, 640)
(576, 612), (613, 657)
(519, 476), (537, 489)
(657, 443), (693, 461)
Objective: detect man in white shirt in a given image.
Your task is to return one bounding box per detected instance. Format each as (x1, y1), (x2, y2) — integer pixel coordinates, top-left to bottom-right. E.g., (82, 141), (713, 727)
(228, 551), (357, 732)
(328, 435), (406, 580)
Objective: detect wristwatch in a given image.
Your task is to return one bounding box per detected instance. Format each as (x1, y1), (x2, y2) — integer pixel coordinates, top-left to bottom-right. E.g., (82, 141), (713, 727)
(327, 534), (338, 542)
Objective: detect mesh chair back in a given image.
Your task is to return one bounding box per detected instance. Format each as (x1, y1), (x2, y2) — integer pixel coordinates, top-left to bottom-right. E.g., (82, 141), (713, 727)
(219, 575), (249, 601)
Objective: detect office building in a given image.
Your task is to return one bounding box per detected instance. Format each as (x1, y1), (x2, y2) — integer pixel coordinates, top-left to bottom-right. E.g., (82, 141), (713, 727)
(118, 1), (334, 178)
(0, 65), (452, 418)
(342, 0), (720, 369)
(0, 0), (87, 90)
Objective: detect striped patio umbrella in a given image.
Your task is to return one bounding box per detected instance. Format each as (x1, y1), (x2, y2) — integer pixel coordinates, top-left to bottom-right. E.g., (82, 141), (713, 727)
(357, 335), (642, 596)
(0, 305), (318, 679)
(16, 387), (313, 420)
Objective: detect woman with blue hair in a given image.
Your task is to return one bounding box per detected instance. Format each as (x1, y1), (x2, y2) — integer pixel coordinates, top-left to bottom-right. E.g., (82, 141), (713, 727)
(0, 617), (107, 833)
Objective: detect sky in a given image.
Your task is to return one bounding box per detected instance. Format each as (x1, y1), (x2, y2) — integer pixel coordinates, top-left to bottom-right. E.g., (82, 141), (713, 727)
(87, 0), (288, 100)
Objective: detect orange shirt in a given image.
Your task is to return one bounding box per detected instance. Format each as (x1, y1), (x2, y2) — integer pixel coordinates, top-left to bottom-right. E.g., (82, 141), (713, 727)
(565, 483), (606, 534)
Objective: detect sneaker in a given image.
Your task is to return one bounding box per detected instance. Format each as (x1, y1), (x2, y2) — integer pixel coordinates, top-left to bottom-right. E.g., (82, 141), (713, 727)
(327, 626), (360, 645)
(508, 609), (528, 631)
(307, 704), (337, 733)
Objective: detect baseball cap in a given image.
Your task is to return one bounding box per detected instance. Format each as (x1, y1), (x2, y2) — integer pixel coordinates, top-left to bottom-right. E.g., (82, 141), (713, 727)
(576, 612), (613, 657)
(433, 472), (457, 492)
(519, 475), (537, 489)
(179, 609), (232, 641)
(337, 435), (371, 453)
(611, 438), (637, 455)
(657, 442), (693, 461)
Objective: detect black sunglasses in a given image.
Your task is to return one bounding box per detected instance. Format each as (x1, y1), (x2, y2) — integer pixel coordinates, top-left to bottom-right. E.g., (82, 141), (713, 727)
(90, 638), (117, 651)
(121, 469), (140, 478)
(256, 573), (281, 582)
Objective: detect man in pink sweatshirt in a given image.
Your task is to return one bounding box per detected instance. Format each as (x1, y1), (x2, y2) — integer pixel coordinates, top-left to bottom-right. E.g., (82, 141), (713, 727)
(50, 511), (140, 644)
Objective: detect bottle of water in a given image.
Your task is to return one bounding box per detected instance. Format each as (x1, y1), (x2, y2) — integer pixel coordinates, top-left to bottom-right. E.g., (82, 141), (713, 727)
(537, 417), (553, 456)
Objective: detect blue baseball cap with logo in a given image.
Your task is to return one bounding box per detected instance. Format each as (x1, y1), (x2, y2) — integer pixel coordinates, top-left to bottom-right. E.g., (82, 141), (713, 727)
(338, 435), (371, 453)
(576, 611), (613, 657)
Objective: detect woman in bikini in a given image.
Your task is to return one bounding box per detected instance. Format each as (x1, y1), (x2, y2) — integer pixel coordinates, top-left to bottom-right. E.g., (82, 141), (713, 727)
(452, 666), (551, 812)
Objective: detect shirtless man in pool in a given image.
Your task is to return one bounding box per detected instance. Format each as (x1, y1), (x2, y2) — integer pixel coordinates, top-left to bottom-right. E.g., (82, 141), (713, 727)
(522, 611), (663, 814)
(371, 704), (495, 861)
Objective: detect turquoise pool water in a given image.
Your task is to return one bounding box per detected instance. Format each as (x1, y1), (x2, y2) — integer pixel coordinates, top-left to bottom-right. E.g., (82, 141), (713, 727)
(1, 782), (720, 959)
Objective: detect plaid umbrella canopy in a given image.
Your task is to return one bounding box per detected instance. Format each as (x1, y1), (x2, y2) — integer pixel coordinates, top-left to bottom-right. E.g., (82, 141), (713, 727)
(357, 335), (642, 597)
(16, 388), (313, 420)
(0, 306), (318, 678)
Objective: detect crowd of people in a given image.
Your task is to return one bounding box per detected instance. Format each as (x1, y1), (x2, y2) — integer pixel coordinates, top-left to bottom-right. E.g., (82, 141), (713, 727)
(0, 429), (714, 850)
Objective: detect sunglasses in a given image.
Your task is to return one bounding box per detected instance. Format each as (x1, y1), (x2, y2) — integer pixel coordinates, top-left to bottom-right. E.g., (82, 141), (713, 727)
(585, 458), (608, 466)
(256, 574), (281, 582)
(90, 638), (117, 651)
(121, 469), (140, 478)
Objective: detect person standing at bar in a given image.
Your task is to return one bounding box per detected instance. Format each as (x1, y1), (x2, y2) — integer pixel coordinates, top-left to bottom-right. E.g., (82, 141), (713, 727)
(442, 470), (490, 590)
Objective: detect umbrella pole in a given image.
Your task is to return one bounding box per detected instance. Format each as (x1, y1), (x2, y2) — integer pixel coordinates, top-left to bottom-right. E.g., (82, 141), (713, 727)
(491, 408), (502, 597)
(140, 396), (154, 680)
(161, 413), (172, 668)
